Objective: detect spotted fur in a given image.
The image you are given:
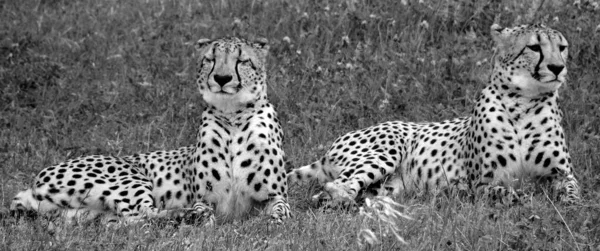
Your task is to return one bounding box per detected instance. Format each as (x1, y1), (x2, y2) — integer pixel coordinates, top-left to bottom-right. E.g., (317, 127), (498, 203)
(287, 24), (580, 206)
(10, 37), (290, 224)
(10, 153), (191, 224)
(191, 37), (290, 222)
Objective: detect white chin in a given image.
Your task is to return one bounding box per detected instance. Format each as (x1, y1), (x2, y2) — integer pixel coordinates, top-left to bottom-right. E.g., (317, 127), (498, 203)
(540, 78), (564, 89)
(511, 75), (562, 96)
(539, 77), (560, 83)
(202, 90), (256, 113)
(209, 87), (238, 95)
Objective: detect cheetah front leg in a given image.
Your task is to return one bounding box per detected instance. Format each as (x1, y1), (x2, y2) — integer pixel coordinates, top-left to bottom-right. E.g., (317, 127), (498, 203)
(107, 186), (215, 225)
(523, 135), (581, 204)
(549, 150), (581, 204)
(477, 170), (527, 206)
(320, 153), (397, 208)
(130, 201), (215, 226)
(256, 158), (291, 223)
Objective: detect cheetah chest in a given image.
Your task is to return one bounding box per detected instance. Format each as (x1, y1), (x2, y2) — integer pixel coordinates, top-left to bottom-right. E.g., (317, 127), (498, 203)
(195, 106), (284, 202)
(475, 95), (565, 181)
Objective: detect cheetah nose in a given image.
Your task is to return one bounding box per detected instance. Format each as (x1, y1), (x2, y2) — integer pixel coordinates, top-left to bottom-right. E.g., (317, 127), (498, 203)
(547, 64), (564, 76)
(214, 74), (233, 87)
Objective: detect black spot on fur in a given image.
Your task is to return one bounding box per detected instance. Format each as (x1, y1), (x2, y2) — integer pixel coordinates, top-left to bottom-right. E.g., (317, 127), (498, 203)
(497, 155), (507, 167)
(247, 172), (255, 185)
(241, 159), (252, 168)
(211, 169), (221, 181)
(254, 183), (262, 192)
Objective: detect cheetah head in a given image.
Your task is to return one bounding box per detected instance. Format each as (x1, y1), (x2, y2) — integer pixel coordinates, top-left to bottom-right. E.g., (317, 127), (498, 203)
(491, 24), (568, 96)
(195, 37), (269, 113)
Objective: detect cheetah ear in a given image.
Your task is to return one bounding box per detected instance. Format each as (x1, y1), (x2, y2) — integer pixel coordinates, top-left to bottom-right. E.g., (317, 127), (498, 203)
(531, 23), (546, 29)
(253, 38), (269, 49)
(490, 24), (506, 42)
(195, 38), (213, 51)
(252, 37), (269, 59)
(490, 24), (509, 51)
(240, 37), (269, 66)
(196, 38), (214, 60)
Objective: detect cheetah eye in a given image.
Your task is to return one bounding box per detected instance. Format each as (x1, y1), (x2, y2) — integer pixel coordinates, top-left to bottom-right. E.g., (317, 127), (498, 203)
(203, 57), (215, 63)
(527, 45), (541, 52)
(559, 45), (567, 52)
(237, 59), (253, 68)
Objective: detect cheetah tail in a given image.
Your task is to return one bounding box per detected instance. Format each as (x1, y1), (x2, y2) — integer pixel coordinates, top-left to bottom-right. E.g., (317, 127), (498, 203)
(286, 158), (328, 185)
(11, 188), (64, 215)
(10, 189), (36, 212)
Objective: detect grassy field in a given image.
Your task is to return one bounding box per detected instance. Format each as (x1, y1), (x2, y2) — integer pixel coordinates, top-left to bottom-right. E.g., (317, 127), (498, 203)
(1, 0), (600, 250)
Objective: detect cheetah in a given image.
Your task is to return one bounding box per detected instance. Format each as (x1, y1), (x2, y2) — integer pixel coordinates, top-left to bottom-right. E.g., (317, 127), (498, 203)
(287, 24), (580, 206)
(9, 37), (290, 224)
(191, 37), (290, 222)
(9, 153), (192, 224)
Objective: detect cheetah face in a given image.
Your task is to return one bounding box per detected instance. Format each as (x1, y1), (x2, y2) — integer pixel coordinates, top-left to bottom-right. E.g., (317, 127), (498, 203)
(195, 37), (269, 112)
(491, 24), (568, 95)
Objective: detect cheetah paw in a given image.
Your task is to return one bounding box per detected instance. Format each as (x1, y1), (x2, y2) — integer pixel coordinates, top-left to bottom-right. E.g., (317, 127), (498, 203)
(185, 208), (215, 225)
(553, 178), (582, 205)
(486, 186), (528, 206)
(319, 183), (357, 210)
(267, 202), (291, 224)
(311, 191), (329, 205)
(168, 204), (215, 226)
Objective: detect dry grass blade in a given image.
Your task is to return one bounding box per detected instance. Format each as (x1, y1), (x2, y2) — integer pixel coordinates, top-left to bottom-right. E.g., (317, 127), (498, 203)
(358, 196), (412, 247)
(543, 188), (581, 251)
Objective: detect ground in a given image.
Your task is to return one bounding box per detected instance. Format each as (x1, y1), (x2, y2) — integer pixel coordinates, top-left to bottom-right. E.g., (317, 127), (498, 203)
(1, 0), (599, 250)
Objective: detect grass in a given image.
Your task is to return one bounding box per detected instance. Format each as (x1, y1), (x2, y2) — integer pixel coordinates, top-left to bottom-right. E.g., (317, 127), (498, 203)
(1, 0), (599, 250)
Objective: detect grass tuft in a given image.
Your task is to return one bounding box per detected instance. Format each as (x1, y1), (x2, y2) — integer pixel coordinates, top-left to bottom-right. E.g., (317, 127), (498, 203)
(358, 196), (412, 246)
